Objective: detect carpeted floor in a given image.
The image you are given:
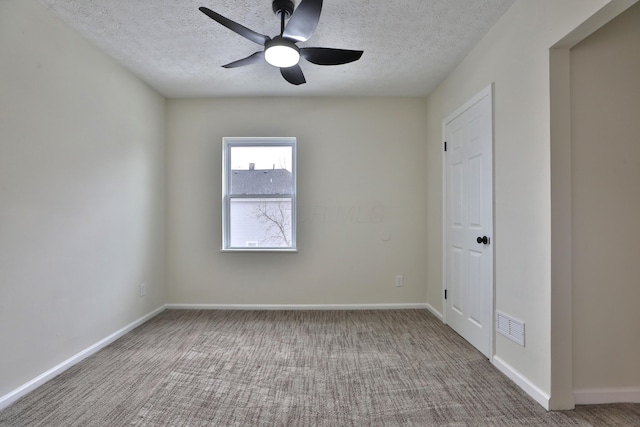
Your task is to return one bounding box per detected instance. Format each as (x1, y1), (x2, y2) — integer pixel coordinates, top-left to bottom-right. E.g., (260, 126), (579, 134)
(1, 309), (638, 426)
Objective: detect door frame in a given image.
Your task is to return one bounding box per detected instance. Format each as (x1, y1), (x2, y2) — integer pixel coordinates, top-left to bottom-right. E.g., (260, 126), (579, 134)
(441, 83), (496, 359)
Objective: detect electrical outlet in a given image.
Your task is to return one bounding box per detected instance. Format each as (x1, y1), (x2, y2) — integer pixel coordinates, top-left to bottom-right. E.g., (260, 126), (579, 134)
(395, 275), (403, 287)
(139, 283), (146, 297)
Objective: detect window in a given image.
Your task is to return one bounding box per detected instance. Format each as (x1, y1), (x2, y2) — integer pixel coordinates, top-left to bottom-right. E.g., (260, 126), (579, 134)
(222, 137), (296, 252)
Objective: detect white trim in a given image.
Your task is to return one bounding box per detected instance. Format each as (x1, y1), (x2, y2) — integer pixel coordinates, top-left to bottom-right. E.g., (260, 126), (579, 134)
(443, 84), (494, 126)
(425, 303), (443, 321)
(441, 117), (448, 325)
(220, 248), (298, 253)
(222, 137), (297, 251)
(574, 388), (640, 405)
(492, 355), (550, 410)
(164, 303), (429, 311)
(0, 306), (166, 411)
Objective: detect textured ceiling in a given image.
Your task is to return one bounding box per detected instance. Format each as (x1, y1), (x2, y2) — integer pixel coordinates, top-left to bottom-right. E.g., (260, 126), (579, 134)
(37, 0), (514, 98)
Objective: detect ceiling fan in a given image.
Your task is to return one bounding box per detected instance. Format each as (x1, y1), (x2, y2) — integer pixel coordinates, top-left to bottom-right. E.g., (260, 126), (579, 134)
(199, 0), (363, 85)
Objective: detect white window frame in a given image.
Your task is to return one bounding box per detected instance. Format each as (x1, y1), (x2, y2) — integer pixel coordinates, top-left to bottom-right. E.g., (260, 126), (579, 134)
(222, 137), (297, 252)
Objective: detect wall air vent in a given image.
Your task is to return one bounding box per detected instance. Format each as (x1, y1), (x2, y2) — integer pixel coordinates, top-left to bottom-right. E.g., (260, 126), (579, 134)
(496, 311), (525, 347)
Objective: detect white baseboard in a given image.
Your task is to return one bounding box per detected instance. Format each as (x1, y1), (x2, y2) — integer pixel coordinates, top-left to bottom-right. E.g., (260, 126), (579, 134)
(164, 303), (429, 311)
(492, 355), (550, 410)
(0, 305), (166, 411)
(425, 303), (443, 320)
(574, 387), (640, 405)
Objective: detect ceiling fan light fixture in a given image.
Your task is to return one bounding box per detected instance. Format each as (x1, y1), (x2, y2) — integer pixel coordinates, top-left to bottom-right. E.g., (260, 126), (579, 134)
(199, 0), (363, 85)
(264, 37), (300, 68)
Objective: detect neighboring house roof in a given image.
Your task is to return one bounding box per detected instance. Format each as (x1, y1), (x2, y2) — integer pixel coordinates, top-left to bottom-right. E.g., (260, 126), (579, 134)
(231, 169), (292, 195)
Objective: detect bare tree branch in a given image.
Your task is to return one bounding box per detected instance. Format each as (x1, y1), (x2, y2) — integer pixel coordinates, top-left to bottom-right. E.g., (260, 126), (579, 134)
(253, 199), (291, 246)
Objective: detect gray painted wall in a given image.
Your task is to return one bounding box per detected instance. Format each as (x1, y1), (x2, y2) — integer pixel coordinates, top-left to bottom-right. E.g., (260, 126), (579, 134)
(571, 2), (640, 391)
(165, 97), (429, 305)
(0, 0), (166, 398)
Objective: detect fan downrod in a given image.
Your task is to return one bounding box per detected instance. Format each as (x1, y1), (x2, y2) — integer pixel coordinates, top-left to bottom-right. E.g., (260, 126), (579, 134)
(272, 0), (294, 19)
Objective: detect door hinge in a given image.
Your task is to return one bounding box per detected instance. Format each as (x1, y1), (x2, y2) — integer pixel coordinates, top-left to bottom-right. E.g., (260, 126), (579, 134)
(444, 289), (448, 300)
(444, 141), (447, 152)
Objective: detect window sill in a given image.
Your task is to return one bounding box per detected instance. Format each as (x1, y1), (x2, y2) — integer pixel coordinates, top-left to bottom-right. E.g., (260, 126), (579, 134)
(220, 248), (298, 253)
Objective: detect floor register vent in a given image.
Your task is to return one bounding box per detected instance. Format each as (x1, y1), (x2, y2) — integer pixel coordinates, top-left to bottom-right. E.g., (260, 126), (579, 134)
(496, 312), (525, 347)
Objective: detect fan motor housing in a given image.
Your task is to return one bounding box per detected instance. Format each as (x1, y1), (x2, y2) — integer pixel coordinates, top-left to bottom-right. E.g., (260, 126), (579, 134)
(273, 0), (294, 19)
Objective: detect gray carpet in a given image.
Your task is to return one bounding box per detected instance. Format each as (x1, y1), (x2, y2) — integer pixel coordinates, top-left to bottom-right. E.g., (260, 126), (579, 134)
(1, 309), (638, 426)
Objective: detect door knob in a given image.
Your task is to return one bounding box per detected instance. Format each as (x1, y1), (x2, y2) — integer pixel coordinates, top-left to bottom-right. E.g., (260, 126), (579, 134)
(477, 236), (490, 244)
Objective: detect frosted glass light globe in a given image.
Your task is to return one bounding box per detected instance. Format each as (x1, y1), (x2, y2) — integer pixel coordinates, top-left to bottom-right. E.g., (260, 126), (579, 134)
(265, 38), (300, 68)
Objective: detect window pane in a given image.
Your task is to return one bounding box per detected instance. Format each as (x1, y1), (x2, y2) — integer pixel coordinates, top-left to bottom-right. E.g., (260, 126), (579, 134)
(229, 198), (293, 248)
(230, 146), (293, 195)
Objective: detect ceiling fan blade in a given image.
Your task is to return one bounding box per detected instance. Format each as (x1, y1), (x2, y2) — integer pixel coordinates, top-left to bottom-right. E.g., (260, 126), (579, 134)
(222, 51), (265, 68)
(280, 65), (306, 85)
(301, 47), (363, 65)
(199, 7), (270, 46)
(282, 0), (323, 42)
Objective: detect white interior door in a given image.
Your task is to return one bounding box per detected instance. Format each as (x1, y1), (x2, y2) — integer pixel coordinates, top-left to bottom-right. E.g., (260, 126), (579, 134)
(443, 85), (493, 358)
